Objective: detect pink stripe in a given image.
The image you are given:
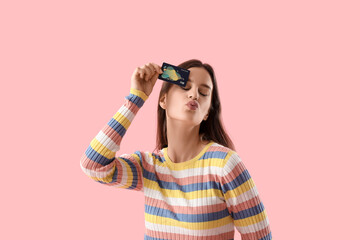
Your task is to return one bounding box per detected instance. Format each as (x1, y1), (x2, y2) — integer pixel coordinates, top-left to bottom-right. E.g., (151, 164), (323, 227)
(228, 193), (262, 214)
(124, 98), (140, 114)
(101, 98), (139, 143)
(107, 155), (142, 189)
(146, 229), (234, 240)
(207, 145), (230, 153)
(102, 124), (123, 145)
(80, 154), (114, 172)
(221, 157), (247, 185)
(155, 170), (220, 185)
(144, 196), (227, 214)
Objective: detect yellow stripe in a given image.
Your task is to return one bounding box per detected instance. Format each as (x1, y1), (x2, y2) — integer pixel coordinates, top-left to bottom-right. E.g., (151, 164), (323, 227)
(90, 138), (116, 159)
(224, 178), (256, 199)
(115, 153), (141, 188)
(130, 88), (149, 101)
(222, 150), (234, 168)
(159, 156), (225, 170)
(145, 212), (233, 230)
(234, 209), (268, 227)
(113, 112), (131, 130)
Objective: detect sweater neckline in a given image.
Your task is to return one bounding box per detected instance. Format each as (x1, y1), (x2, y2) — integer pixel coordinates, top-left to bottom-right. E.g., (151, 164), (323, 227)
(163, 141), (214, 168)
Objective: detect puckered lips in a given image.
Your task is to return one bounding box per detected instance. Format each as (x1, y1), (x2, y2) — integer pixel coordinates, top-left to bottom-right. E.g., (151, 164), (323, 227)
(186, 100), (199, 110)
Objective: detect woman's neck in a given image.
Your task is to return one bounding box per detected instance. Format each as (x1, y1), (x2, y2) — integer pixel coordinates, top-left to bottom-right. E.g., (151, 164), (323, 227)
(165, 119), (209, 163)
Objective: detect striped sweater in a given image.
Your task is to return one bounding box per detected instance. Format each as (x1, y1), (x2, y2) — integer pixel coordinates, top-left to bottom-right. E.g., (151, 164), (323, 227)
(80, 88), (272, 240)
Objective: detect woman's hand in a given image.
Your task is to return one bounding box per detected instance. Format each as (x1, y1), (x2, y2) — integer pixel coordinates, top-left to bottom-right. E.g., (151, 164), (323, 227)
(130, 62), (163, 97)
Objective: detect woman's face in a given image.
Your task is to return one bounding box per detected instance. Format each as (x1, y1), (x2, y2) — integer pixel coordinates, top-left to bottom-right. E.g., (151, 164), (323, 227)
(160, 67), (213, 126)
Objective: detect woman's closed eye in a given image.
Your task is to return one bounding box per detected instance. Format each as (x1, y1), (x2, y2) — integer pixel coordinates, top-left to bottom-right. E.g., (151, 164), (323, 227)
(181, 87), (209, 96)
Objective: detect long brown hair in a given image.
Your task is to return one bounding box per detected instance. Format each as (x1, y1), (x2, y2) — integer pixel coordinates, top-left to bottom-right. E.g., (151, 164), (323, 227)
(154, 59), (235, 152)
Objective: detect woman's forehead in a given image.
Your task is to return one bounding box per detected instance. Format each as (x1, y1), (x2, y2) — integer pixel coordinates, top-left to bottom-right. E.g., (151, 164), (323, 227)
(187, 67), (212, 88)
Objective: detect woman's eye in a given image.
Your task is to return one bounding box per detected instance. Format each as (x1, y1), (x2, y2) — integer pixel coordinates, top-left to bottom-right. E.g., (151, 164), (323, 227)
(181, 87), (208, 96)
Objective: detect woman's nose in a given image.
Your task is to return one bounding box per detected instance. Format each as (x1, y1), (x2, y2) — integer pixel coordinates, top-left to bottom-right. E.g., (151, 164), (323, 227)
(188, 88), (199, 100)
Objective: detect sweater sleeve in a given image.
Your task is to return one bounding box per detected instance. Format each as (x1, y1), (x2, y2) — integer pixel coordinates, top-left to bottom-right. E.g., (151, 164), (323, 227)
(221, 151), (273, 240)
(80, 88), (149, 192)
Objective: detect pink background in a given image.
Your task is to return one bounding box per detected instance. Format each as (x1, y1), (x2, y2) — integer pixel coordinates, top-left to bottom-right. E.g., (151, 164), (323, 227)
(1, 0), (359, 239)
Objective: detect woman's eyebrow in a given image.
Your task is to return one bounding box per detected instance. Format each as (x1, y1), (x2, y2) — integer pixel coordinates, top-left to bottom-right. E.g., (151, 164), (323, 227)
(188, 79), (212, 89)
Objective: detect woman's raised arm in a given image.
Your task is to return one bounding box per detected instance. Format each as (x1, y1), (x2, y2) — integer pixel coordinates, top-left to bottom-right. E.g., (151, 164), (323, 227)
(80, 63), (162, 191)
(80, 88), (149, 191)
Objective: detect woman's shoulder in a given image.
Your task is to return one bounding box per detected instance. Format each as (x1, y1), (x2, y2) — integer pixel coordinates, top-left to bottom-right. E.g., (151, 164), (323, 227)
(208, 141), (236, 154)
(208, 142), (245, 173)
(206, 140), (239, 161)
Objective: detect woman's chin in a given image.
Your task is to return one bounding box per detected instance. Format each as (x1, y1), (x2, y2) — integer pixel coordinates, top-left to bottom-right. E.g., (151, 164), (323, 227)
(168, 116), (203, 126)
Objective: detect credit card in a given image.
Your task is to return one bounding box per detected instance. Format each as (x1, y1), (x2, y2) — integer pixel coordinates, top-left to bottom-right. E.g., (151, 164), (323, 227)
(158, 62), (190, 87)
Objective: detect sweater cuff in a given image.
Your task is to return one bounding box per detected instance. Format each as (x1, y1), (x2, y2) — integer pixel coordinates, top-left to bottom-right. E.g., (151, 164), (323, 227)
(130, 88), (149, 102)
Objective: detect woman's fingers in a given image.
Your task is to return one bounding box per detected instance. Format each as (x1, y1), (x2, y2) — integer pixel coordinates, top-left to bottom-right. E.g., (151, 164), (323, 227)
(149, 62), (162, 74)
(154, 63), (162, 74)
(146, 63), (156, 73)
(143, 66), (151, 81)
(137, 62), (162, 82)
(145, 63), (159, 81)
(139, 68), (145, 79)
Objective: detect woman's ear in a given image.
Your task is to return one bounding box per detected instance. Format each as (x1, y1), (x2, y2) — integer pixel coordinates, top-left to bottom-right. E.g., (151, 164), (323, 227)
(159, 94), (167, 110)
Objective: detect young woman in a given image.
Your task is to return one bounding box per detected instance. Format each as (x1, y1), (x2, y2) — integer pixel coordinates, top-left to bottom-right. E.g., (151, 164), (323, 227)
(80, 59), (272, 240)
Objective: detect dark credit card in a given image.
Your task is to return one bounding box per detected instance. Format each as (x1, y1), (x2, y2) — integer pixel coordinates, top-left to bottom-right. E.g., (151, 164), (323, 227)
(158, 62), (190, 87)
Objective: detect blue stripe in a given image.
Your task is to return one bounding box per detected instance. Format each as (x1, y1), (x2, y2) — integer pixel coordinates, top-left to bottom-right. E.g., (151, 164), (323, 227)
(200, 150), (228, 160)
(145, 204), (230, 223)
(143, 169), (222, 192)
(85, 145), (114, 166)
(121, 157), (141, 189)
(144, 236), (167, 240)
(110, 165), (118, 183)
(160, 179), (220, 192)
(96, 154), (141, 190)
(222, 169), (251, 194)
(152, 152), (166, 163)
(125, 93), (145, 108)
(107, 117), (127, 138)
(232, 202), (265, 220)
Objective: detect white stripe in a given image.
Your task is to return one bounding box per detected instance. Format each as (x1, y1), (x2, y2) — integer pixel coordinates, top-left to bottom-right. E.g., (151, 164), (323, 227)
(145, 221), (234, 236)
(80, 163), (114, 179)
(117, 105), (135, 122)
(225, 186), (259, 207)
(223, 151), (243, 175)
(155, 164), (223, 178)
(95, 130), (120, 152)
(144, 187), (225, 206)
(235, 217), (269, 234)
(79, 157), (130, 186)
(92, 105), (135, 153)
